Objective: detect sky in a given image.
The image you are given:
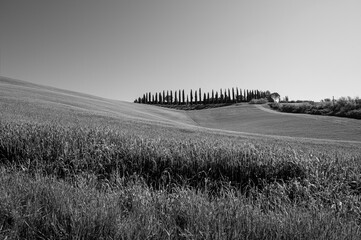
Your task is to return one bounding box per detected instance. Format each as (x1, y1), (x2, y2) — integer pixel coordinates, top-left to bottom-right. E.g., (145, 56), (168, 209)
(1, 0), (360, 102)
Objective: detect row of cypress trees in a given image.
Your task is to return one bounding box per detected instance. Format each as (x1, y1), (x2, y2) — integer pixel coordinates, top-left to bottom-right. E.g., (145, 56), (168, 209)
(134, 87), (269, 105)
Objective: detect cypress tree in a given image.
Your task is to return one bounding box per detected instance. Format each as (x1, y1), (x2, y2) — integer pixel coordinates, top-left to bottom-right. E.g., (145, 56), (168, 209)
(204, 93), (207, 104)
(224, 89), (228, 103)
(195, 90), (198, 104)
(243, 89), (246, 102)
(206, 92), (210, 104)
(182, 89), (185, 104)
(190, 90), (193, 105)
(232, 88), (235, 103)
(199, 88), (202, 104)
(170, 90), (173, 104)
(174, 90), (178, 104)
(212, 90), (215, 104)
(178, 90), (181, 105)
(186, 95), (189, 105)
(155, 92), (158, 104)
(159, 92), (162, 104)
(228, 88), (231, 103)
(215, 92), (219, 104)
(163, 90), (166, 104)
(220, 89), (223, 103)
(236, 87), (239, 103)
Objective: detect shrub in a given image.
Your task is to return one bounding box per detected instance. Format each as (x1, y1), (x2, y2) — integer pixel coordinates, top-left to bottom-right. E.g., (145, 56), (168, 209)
(269, 97), (361, 120)
(346, 109), (361, 119)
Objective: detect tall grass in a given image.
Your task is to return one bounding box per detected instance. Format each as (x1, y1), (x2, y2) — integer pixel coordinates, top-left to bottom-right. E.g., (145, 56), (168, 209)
(1, 118), (361, 239)
(0, 121), (314, 190)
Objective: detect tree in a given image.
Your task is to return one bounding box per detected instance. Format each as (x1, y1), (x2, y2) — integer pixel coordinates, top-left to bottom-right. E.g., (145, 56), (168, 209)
(199, 88), (202, 104)
(204, 93), (207, 105)
(190, 89), (193, 105)
(212, 90), (215, 104)
(182, 90), (185, 105)
(239, 88), (243, 102)
(232, 88), (235, 103)
(195, 90), (198, 104)
(270, 92), (281, 102)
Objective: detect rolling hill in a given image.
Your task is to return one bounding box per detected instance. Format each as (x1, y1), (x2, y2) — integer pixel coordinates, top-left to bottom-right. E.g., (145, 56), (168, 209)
(0, 76), (195, 127)
(1, 76), (360, 143)
(1, 76), (361, 239)
(186, 103), (361, 142)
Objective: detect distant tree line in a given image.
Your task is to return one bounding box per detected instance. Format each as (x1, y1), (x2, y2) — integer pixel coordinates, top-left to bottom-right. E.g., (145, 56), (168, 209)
(269, 96), (361, 119)
(134, 87), (271, 105)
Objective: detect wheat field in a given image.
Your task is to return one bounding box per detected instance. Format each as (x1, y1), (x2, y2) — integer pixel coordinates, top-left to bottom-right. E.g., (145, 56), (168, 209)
(1, 77), (361, 239)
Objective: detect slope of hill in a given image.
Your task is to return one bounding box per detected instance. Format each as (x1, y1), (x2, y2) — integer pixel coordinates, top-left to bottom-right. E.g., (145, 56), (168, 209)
(186, 103), (361, 142)
(1, 76), (360, 143)
(0, 76), (195, 128)
(1, 77), (361, 239)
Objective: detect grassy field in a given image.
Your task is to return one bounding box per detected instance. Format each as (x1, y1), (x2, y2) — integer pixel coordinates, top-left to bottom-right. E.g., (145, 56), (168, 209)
(1, 76), (361, 239)
(186, 103), (361, 142)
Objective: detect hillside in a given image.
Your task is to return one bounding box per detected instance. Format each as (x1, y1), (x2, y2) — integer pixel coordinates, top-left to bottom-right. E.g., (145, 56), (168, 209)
(0, 76), (195, 127)
(1, 76), (361, 239)
(1, 76), (360, 143)
(186, 103), (361, 142)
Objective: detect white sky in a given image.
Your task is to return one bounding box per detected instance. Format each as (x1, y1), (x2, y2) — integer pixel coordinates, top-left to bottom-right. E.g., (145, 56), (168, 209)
(1, 0), (360, 102)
